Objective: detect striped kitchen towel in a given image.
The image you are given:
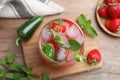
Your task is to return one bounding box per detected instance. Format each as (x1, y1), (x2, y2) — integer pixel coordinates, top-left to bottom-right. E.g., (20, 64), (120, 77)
(0, 0), (64, 18)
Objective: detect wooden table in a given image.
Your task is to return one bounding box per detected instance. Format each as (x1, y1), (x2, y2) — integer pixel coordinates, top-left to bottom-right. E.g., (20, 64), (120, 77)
(0, 0), (120, 80)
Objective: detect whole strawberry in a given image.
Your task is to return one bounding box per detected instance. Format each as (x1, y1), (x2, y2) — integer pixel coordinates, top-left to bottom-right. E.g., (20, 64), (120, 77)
(98, 5), (109, 18)
(107, 4), (120, 19)
(105, 18), (120, 32)
(87, 49), (101, 65)
(105, 0), (120, 5)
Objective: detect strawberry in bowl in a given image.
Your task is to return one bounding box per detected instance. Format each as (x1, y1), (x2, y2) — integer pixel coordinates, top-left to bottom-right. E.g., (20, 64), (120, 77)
(38, 18), (84, 68)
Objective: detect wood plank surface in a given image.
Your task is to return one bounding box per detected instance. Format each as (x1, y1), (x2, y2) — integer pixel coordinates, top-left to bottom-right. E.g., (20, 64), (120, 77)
(0, 0), (120, 80)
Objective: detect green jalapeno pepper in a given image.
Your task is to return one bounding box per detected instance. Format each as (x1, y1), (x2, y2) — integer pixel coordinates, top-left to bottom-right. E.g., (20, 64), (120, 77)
(16, 16), (43, 46)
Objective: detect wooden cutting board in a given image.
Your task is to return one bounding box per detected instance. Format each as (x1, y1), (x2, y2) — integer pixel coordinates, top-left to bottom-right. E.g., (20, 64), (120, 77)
(21, 17), (102, 79)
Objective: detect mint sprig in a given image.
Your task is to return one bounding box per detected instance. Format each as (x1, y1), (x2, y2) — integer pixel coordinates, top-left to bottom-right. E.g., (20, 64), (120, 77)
(78, 14), (98, 37)
(0, 53), (40, 80)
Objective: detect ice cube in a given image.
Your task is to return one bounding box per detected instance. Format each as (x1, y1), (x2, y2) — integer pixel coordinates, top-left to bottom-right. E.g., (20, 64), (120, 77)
(56, 48), (66, 62)
(60, 35), (70, 48)
(66, 25), (80, 39)
(76, 35), (84, 44)
(41, 27), (53, 42)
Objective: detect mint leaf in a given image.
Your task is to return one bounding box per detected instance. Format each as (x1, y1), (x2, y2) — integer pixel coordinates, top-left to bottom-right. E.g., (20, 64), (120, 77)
(9, 64), (23, 72)
(0, 53), (15, 67)
(20, 78), (30, 80)
(86, 26), (98, 37)
(0, 69), (5, 78)
(78, 14), (86, 29)
(54, 35), (63, 46)
(42, 43), (55, 59)
(68, 39), (83, 51)
(51, 29), (70, 48)
(18, 65), (32, 74)
(10, 64), (32, 74)
(51, 29), (64, 45)
(42, 73), (52, 80)
(6, 53), (15, 64)
(13, 73), (25, 80)
(10, 64), (40, 79)
(5, 73), (14, 79)
(78, 14), (98, 37)
(0, 58), (7, 67)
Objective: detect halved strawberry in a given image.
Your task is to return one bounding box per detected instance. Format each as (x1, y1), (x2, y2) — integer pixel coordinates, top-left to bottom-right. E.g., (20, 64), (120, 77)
(51, 23), (66, 33)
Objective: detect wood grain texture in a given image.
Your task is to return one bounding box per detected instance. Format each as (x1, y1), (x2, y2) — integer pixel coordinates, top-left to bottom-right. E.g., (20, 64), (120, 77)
(21, 18), (102, 79)
(0, 0), (120, 80)
(96, 0), (120, 37)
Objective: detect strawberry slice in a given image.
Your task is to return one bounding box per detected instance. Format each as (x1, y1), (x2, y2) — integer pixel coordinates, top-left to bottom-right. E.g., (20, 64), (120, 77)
(65, 50), (75, 62)
(51, 23), (66, 33)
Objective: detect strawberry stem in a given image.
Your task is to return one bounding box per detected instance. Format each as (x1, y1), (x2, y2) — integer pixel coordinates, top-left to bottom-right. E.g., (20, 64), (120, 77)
(91, 60), (99, 65)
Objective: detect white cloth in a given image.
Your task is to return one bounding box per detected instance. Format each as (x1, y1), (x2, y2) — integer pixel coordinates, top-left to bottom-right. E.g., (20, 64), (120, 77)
(0, 0), (64, 18)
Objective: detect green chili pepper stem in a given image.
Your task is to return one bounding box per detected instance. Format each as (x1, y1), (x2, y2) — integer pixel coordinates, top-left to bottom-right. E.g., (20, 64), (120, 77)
(15, 37), (21, 46)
